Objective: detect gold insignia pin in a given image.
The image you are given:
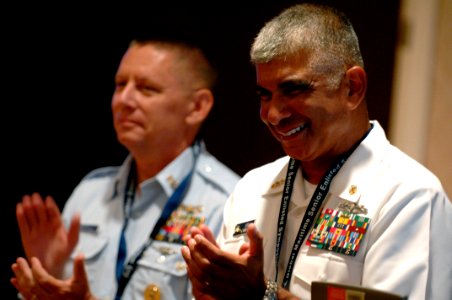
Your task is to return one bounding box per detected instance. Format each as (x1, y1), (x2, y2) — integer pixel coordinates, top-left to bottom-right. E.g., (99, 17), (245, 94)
(349, 185), (358, 195)
(175, 261), (187, 271)
(271, 179), (285, 189)
(166, 175), (178, 189)
(144, 283), (160, 300)
(339, 200), (368, 215)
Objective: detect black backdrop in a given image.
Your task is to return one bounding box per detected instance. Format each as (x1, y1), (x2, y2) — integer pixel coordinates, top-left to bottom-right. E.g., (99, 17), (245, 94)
(1, 1), (399, 297)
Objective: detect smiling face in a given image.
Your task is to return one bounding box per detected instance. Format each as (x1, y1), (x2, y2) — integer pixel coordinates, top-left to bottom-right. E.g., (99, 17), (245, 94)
(256, 52), (366, 174)
(111, 43), (205, 161)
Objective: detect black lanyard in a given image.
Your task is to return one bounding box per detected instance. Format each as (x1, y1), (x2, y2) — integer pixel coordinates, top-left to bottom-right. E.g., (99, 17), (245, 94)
(275, 125), (373, 289)
(114, 143), (200, 299)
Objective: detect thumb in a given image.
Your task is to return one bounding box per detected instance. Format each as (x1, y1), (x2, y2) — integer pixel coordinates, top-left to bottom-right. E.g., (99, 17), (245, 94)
(67, 213), (81, 251)
(246, 223), (264, 259)
(72, 253), (88, 284)
(72, 253), (93, 298)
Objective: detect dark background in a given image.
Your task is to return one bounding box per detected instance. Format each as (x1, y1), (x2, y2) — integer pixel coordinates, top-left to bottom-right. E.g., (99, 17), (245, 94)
(1, 1), (399, 297)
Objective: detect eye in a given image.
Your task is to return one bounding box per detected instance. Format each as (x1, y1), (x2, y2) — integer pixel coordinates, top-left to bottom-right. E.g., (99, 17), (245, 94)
(114, 80), (126, 92)
(256, 87), (272, 102)
(134, 78), (160, 96)
(137, 84), (154, 93)
(280, 81), (313, 97)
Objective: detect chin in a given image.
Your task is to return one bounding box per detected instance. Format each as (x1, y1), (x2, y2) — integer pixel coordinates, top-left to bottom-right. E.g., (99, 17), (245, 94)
(282, 145), (309, 160)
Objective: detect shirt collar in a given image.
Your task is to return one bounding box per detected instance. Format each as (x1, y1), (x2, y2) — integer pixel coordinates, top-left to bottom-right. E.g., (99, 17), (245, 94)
(110, 146), (195, 200)
(145, 146), (194, 197)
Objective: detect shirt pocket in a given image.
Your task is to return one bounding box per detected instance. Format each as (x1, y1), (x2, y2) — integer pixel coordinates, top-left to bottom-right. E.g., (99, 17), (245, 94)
(129, 241), (188, 300)
(137, 241), (187, 276)
(290, 248), (364, 297)
(220, 235), (248, 253)
(68, 230), (109, 293)
(71, 228), (109, 261)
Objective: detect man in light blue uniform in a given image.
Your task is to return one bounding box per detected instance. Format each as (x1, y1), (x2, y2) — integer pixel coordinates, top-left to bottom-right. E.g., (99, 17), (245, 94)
(12, 35), (240, 300)
(60, 141), (238, 299)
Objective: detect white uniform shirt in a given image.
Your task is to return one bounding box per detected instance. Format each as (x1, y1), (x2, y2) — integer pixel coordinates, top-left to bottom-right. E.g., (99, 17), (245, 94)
(217, 121), (452, 300)
(62, 143), (240, 300)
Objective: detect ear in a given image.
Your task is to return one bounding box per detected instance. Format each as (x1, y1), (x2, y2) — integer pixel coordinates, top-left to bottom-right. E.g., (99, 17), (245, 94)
(186, 88), (214, 125)
(344, 66), (367, 110)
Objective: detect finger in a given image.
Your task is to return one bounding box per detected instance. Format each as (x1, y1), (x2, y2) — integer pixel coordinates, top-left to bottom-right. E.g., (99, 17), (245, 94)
(181, 245), (192, 263)
(31, 193), (47, 226)
(67, 213), (81, 252)
(10, 277), (19, 290)
(189, 226), (203, 237)
(192, 234), (233, 267)
(184, 239), (212, 281)
(17, 202), (31, 235)
(11, 262), (21, 279)
(12, 257), (35, 298)
(199, 224), (217, 246)
(246, 223), (264, 259)
(72, 253), (89, 287)
(44, 195), (61, 221)
(22, 194), (39, 229)
(15, 257), (34, 279)
(186, 266), (214, 296)
(180, 244), (199, 273)
(183, 225), (205, 244)
(188, 236), (213, 265)
(238, 243), (250, 255)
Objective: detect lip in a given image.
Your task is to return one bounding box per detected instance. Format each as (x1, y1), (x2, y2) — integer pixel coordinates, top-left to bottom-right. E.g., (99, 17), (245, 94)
(115, 116), (141, 128)
(273, 123), (307, 139)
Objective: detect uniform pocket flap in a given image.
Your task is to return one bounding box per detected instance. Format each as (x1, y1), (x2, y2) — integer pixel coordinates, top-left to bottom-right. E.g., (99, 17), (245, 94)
(71, 229), (108, 260)
(137, 241), (187, 277)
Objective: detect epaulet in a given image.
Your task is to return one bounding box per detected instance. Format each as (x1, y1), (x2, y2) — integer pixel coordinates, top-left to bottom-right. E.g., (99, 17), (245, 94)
(197, 154), (240, 194)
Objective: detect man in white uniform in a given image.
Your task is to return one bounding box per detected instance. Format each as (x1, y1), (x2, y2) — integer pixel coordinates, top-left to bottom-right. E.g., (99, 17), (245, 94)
(182, 3), (452, 300)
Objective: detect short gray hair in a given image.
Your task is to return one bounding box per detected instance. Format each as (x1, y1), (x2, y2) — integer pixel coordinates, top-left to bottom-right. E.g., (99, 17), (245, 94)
(250, 3), (364, 88)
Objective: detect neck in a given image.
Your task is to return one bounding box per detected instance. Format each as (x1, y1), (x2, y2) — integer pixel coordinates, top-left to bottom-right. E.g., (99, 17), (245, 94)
(302, 122), (371, 185)
(301, 161), (334, 185)
(132, 146), (192, 184)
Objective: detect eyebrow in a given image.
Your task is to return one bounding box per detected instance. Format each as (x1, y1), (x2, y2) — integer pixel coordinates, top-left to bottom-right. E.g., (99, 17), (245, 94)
(278, 79), (311, 91)
(255, 78), (313, 95)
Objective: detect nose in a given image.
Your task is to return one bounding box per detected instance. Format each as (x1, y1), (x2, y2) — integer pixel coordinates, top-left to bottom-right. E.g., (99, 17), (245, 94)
(261, 95), (290, 126)
(114, 82), (137, 108)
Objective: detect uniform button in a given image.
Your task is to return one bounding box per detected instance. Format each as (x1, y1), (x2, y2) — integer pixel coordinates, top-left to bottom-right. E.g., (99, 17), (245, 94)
(204, 165), (212, 173)
(318, 274), (327, 281)
(156, 255), (166, 263)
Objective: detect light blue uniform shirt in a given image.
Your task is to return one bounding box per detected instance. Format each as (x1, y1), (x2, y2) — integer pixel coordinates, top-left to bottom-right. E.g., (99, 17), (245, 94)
(61, 143), (240, 300)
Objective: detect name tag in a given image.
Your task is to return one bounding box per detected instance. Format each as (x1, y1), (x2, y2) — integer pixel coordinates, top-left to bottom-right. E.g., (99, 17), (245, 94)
(233, 220), (255, 237)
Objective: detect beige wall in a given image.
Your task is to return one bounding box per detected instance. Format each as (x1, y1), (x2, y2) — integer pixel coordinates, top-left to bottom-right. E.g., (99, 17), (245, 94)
(390, 0), (452, 196)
